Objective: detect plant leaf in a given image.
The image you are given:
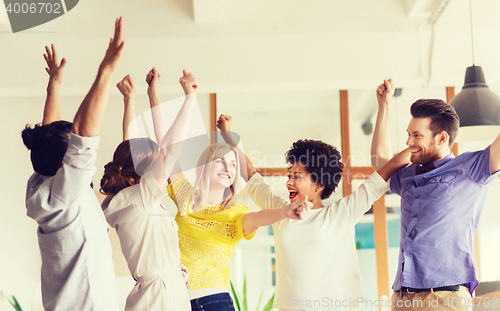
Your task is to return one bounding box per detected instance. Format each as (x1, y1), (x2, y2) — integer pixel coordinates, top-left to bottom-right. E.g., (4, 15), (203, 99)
(262, 293), (275, 311)
(7, 295), (23, 311)
(230, 280), (241, 311)
(242, 276), (248, 311)
(255, 289), (264, 311)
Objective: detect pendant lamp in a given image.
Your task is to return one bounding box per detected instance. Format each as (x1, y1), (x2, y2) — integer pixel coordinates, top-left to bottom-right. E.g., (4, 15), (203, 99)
(448, 0), (500, 142)
(449, 65), (500, 127)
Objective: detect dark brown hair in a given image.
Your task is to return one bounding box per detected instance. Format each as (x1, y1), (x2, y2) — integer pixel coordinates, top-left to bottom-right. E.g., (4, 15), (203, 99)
(21, 120), (73, 176)
(100, 138), (159, 195)
(410, 99), (460, 147)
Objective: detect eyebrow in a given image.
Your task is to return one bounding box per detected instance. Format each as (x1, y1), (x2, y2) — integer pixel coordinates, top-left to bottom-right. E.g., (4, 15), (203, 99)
(287, 170), (303, 175)
(215, 157), (236, 163)
(406, 130), (422, 135)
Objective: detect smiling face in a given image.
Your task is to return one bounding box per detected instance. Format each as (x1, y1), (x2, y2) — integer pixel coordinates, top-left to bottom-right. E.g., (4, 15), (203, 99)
(406, 117), (442, 165)
(286, 161), (322, 204)
(208, 147), (237, 190)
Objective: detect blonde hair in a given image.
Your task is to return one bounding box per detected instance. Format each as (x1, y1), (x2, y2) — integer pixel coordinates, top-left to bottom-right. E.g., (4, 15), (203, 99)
(192, 143), (244, 212)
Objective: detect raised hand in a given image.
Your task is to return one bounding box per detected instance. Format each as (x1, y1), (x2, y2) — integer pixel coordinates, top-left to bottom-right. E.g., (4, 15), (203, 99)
(44, 44), (66, 85)
(217, 114), (232, 132)
(376, 79), (395, 106)
(72, 17), (125, 137)
(117, 74), (137, 141)
(285, 195), (313, 220)
(146, 67), (161, 96)
(372, 79), (395, 169)
(179, 70), (198, 95)
(100, 17), (125, 73)
(116, 74), (136, 99)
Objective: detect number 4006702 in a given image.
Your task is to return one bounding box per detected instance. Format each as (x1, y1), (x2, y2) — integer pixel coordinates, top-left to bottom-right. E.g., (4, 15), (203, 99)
(5, 2), (62, 14)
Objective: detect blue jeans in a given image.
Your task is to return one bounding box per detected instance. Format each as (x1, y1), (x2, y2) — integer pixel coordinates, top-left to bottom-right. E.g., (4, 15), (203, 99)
(190, 293), (235, 311)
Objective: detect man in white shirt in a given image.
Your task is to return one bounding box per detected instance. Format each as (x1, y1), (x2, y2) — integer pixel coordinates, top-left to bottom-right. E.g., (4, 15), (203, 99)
(21, 17), (125, 311)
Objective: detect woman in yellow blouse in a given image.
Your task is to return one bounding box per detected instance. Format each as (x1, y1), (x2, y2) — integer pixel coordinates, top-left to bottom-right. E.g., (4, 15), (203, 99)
(166, 115), (312, 310)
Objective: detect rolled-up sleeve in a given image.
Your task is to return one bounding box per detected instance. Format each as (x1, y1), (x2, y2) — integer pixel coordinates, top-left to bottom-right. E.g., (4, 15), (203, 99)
(243, 173), (288, 210)
(26, 133), (99, 232)
(466, 146), (500, 183)
(343, 172), (389, 224)
(390, 169), (403, 196)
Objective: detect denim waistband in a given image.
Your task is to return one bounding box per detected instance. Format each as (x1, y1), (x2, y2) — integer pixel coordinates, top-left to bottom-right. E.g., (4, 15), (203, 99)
(190, 292), (232, 307)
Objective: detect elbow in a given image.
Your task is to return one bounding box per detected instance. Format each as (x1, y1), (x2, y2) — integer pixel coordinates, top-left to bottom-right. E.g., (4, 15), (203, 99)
(371, 155), (381, 170)
(242, 213), (259, 236)
(371, 157), (377, 169)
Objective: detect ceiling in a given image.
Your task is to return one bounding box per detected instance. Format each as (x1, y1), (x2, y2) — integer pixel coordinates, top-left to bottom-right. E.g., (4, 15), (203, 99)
(2, 0), (500, 99)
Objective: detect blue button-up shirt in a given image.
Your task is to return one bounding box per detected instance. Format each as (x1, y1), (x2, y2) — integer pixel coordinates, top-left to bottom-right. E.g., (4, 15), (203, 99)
(390, 145), (499, 294)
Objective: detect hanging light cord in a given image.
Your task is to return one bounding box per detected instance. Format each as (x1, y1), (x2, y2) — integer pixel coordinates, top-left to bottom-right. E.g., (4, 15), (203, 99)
(469, 0), (475, 65)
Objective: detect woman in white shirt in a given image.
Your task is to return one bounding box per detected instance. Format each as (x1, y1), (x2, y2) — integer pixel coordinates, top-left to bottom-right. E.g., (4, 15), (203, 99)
(99, 70), (197, 311)
(219, 115), (410, 311)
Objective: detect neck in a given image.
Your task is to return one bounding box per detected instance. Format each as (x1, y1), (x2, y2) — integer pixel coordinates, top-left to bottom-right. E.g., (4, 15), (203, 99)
(311, 196), (324, 209)
(435, 148), (452, 162)
(204, 187), (226, 206)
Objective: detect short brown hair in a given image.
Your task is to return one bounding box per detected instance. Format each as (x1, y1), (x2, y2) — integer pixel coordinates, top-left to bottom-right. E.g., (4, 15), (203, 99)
(410, 99), (460, 147)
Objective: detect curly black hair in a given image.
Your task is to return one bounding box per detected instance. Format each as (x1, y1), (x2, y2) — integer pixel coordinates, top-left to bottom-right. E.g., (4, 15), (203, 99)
(285, 139), (343, 200)
(21, 120), (73, 176)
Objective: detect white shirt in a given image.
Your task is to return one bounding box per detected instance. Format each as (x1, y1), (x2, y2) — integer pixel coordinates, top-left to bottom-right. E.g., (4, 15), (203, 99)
(103, 175), (190, 311)
(26, 133), (118, 311)
(244, 172), (388, 311)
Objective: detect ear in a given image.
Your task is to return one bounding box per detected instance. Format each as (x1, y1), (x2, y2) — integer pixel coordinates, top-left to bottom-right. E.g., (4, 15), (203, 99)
(436, 131), (449, 146)
(315, 184), (325, 193)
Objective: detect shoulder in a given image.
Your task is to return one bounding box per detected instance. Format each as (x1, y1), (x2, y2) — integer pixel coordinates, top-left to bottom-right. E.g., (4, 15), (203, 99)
(398, 163), (414, 177)
(68, 132), (100, 149)
(228, 204), (250, 212)
(169, 172), (189, 186)
(141, 177), (167, 200)
(104, 184), (141, 213)
(212, 204), (251, 220)
(454, 148), (488, 162)
(27, 172), (49, 191)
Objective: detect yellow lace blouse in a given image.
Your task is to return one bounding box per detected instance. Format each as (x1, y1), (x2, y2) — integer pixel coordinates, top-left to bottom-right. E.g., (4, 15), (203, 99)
(167, 173), (255, 290)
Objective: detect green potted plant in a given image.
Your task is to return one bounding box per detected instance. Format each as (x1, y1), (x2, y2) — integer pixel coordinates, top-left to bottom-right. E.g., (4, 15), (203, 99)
(230, 276), (274, 311)
(0, 292), (23, 311)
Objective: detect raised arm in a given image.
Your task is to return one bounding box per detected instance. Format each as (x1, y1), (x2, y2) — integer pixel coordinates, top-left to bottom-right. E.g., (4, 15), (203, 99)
(146, 67), (169, 145)
(153, 71), (197, 186)
(242, 195), (312, 236)
(42, 44), (66, 125)
(72, 17), (124, 137)
(116, 74), (136, 141)
(377, 147), (411, 181)
(490, 134), (500, 174)
(217, 114), (257, 181)
(371, 79), (395, 170)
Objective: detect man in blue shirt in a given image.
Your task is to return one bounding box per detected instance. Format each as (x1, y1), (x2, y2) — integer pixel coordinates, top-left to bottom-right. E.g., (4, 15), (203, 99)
(371, 79), (500, 310)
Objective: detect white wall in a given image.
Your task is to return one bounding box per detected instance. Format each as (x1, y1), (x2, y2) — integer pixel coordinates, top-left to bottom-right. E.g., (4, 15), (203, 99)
(2, 0), (500, 309)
